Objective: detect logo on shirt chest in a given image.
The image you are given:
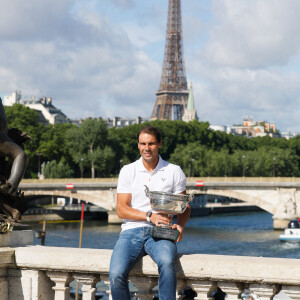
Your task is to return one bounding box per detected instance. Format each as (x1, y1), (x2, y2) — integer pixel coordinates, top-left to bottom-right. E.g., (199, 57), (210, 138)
(161, 177), (166, 181)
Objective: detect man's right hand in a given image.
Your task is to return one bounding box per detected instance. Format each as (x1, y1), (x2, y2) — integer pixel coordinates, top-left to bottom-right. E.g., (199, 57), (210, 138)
(150, 213), (172, 227)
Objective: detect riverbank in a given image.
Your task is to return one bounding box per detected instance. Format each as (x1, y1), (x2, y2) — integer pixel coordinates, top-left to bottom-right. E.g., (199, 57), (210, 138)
(189, 202), (261, 218)
(206, 202), (262, 214)
(22, 205), (107, 222)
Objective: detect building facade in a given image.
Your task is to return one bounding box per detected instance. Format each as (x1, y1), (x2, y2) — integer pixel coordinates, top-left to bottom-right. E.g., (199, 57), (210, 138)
(4, 91), (67, 125)
(209, 117), (280, 138)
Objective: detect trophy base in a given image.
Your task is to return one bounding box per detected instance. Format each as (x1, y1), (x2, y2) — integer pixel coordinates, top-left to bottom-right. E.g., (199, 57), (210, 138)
(151, 226), (179, 241)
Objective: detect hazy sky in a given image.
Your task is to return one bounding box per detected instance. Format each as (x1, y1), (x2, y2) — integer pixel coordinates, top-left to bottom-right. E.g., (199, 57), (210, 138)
(1, 0), (300, 132)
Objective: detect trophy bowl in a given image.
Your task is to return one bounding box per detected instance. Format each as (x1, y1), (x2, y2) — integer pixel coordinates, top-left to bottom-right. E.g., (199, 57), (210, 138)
(144, 185), (195, 241)
(144, 185), (194, 214)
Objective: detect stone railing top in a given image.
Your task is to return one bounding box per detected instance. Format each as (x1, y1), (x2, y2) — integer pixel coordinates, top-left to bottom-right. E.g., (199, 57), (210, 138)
(13, 246), (300, 286)
(0, 247), (15, 267)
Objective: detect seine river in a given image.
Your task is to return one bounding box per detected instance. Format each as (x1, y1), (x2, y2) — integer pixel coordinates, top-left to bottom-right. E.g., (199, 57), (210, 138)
(29, 211), (300, 259)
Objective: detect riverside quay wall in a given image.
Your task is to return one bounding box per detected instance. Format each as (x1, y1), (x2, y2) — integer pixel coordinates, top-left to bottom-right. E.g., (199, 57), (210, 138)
(0, 245), (299, 299)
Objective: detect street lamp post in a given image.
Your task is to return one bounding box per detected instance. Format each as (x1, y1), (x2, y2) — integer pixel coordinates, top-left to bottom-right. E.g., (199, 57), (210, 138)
(189, 158), (195, 177)
(242, 155), (246, 177)
(36, 152), (42, 178)
(191, 158), (195, 177)
(80, 158), (84, 178)
(273, 157), (276, 177)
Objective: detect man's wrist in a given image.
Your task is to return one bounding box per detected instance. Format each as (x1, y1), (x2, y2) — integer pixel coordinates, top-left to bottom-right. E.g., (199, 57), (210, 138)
(146, 211), (152, 222)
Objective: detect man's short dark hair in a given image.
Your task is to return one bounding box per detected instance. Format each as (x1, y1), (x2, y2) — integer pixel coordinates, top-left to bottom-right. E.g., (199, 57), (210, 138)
(137, 126), (162, 143)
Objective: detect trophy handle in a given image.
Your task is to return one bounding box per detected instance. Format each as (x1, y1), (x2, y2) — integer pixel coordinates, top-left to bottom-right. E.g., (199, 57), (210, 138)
(188, 191), (196, 202)
(144, 185), (150, 197)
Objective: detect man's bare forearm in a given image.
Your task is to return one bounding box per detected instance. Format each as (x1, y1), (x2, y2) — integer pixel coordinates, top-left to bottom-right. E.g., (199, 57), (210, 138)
(177, 204), (191, 228)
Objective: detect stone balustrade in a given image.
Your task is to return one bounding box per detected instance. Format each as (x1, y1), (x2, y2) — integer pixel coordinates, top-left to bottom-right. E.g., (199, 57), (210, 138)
(0, 246), (299, 299)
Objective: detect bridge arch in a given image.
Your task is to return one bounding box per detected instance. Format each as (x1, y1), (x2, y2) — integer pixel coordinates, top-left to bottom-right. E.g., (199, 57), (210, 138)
(187, 188), (277, 215)
(24, 190), (116, 212)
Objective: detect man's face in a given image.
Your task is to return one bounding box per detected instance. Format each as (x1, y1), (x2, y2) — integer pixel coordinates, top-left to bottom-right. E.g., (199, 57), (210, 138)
(138, 132), (162, 164)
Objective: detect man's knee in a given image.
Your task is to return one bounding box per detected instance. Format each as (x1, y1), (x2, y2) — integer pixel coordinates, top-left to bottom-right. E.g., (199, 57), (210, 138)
(154, 250), (177, 274)
(109, 270), (128, 287)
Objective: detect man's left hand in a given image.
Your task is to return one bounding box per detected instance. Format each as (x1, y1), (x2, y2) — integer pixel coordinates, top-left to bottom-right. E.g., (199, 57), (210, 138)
(171, 224), (184, 242)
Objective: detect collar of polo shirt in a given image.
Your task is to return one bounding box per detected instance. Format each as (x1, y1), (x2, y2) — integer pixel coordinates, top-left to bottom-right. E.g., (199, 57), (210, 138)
(137, 155), (165, 173)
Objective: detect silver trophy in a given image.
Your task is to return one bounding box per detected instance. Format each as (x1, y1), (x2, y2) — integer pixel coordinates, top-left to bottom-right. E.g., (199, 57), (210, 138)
(144, 185), (195, 241)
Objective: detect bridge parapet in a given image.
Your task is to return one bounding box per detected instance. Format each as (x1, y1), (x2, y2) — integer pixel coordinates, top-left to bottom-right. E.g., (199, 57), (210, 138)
(187, 177), (300, 183)
(0, 246), (297, 299)
(21, 177), (300, 184)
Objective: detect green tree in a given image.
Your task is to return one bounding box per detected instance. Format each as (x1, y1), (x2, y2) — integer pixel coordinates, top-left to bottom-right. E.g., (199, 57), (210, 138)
(37, 123), (77, 174)
(93, 146), (116, 177)
(42, 158), (74, 178)
(38, 123), (75, 161)
(108, 124), (141, 163)
(170, 142), (208, 176)
(66, 118), (114, 178)
(4, 103), (300, 178)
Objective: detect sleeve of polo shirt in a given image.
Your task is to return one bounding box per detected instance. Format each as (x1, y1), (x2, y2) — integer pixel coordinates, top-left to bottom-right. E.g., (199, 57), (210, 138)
(117, 166), (132, 194)
(173, 166), (186, 194)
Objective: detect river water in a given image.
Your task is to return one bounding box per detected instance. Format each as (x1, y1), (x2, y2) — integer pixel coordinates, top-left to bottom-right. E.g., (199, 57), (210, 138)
(29, 211), (300, 259)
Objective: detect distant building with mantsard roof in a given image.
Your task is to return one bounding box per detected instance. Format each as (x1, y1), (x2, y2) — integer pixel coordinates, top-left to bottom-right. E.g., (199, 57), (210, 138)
(4, 91), (67, 125)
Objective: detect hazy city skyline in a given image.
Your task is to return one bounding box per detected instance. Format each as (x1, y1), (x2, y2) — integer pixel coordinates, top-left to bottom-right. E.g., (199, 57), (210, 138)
(0, 0), (300, 132)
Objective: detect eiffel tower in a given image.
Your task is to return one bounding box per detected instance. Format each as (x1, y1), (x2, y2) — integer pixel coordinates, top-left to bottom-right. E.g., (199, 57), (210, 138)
(151, 0), (189, 120)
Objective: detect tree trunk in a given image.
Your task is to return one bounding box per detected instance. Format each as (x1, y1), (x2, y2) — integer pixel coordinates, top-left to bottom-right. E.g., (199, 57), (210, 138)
(91, 162), (95, 179)
(90, 143), (95, 178)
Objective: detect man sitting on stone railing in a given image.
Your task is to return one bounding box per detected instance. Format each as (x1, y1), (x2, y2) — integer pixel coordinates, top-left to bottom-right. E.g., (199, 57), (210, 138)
(109, 126), (191, 300)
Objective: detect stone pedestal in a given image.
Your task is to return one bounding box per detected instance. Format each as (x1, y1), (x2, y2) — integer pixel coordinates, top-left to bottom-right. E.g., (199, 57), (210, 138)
(273, 218), (290, 230)
(0, 224), (33, 247)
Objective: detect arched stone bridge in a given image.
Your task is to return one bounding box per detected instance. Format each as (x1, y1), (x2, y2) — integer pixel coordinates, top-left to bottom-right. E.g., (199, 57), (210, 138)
(20, 177), (300, 229)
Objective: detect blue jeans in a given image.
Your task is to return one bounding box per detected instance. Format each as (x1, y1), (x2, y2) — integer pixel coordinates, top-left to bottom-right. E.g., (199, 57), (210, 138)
(109, 226), (177, 300)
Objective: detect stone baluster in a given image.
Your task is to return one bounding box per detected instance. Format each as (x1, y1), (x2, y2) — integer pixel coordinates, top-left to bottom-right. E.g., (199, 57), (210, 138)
(281, 285), (300, 300)
(0, 269), (8, 300)
(73, 273), (100, 300)
(101, 274), (112, 300)
(176, 279), (187, 299)
(249, 284), (278, 300)
(187, 280), (216, 300)
(217, 282), (243, 300)
(47, 271), (73, 300)
(129, 276), (157, 300)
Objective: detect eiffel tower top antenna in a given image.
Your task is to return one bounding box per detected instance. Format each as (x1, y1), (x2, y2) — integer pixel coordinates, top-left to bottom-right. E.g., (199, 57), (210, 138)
(151, 0), (189, 120)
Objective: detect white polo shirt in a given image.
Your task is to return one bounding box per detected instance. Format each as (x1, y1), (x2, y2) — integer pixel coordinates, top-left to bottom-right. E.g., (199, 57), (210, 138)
(117, 156), (186, 231)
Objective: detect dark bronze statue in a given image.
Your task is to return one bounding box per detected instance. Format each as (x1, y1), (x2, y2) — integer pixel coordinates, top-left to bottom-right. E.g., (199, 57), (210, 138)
(0, 97), (31, 226)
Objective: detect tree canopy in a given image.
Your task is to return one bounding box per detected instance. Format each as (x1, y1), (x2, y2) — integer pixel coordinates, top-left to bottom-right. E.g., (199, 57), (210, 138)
(4, 105), (300, 178)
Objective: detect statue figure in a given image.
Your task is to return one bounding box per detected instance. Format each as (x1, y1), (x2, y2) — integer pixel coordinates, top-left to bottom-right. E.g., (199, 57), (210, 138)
(0, 98), (31, 225)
